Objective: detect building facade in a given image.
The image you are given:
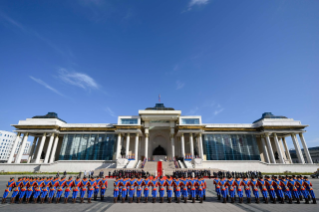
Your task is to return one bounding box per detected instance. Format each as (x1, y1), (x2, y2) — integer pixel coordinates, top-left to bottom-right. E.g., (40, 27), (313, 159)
(0, 130), (30, 163)
(0, 130), (16, 162)
(6, 103), (315, 172)
(290, 146), (319, 163)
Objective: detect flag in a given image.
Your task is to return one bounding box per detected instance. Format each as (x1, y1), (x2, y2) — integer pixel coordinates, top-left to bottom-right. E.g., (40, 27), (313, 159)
(158, 94), (161, 102)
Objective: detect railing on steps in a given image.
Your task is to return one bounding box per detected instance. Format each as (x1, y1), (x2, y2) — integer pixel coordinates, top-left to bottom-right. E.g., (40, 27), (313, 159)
(173, 157), (179, 168)
(135, 160), (141, 168)
(140, 158), (147, 168)
(178, 160), (185, 169)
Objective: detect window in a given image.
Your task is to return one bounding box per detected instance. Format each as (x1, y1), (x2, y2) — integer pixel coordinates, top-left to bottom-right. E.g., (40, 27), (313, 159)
(203, 134), (260, 161)
(59, 134), (117, 161)
(121, 119), (138, 125)
(181, 118), (200, 125)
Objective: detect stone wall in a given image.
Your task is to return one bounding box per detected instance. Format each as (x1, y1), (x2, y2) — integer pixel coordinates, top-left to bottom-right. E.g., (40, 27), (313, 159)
(200, 160), (319, 172)
(0, 160), (116, 172)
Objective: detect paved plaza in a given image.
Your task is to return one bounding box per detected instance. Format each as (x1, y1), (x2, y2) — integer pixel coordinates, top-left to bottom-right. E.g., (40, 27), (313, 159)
(0, 176), (318, 212)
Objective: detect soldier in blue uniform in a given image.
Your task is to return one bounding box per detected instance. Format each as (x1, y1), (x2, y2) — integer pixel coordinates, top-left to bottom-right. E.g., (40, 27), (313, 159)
(180, 176), (188, 203)
(94, 176), (101, 201)
(279, 176), (292, 204)
(100, 176), (108, 200)
(303, 176), (316, 204)
(113, 177), (120, 203)
(79, 176), (89, 203)
(234, 176), (243, 203)
(134, 176), (143, 203)
(2, 177), (15, 204)
(64, 176), (73, 203)
(142, 176), (150, 203)
(226, 176), (236, 203)
(213, 175), (221, 200)
(128, 176), (136, 203)
(157, 176), (166, 203)
(257, 176), (268, 203)
(240, 176), (251, 203)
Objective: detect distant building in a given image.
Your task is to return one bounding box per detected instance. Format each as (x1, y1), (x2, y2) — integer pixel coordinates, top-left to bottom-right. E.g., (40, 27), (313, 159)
(289, 146), (319, 163)
(0, 130), (17, 162)
(0, 130), (31, 163)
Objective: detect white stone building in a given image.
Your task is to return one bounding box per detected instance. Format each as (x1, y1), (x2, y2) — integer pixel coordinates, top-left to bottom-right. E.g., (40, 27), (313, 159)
(0, 130), (31, 163)
(0, 130), (16, 162)
(1, 103), (318, 172)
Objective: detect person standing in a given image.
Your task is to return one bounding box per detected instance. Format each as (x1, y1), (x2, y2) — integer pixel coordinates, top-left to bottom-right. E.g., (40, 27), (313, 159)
(141, 176), (150, 203)
(240, 176), (251, 204)
(100, 176), (108, 200)
(157, 176), (166, 203)
(2, 177), (15, 204)
(64, 176), (73, 203)
(71, 176), (81, 203)
(134, 176), (143, 203)
(94, 176), (101, 201)
(79, 176), (89, 203)
(113, 177), (120, 203)
(248, 176), (260, 204)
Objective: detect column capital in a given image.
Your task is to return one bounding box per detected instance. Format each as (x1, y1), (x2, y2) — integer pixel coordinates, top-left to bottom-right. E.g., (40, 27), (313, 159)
(145, 133), (149, 138)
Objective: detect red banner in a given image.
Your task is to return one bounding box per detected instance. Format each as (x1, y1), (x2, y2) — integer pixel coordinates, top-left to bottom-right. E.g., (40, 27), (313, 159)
(157, 161), (163, 177)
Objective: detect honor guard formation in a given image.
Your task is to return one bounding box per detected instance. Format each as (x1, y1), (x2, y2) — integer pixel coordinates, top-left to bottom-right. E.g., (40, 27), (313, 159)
(213, 171), (317, 204)
(1, 171), (317, 205)
(113, 175), (207, 203)
(2, 175), (108, 204)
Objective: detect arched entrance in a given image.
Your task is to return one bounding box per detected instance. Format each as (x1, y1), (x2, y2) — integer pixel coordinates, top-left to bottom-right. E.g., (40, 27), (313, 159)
(150, 133), (169, 161)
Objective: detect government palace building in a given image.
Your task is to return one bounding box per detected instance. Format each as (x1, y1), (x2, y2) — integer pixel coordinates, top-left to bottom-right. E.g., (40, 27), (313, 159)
(2, 103), (318, 173)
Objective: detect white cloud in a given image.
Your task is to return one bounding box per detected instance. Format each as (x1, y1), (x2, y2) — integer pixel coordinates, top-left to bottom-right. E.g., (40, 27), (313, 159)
(30, 76), (64, 97)
(176, 80), (185, 90)
(0, 12), (70, 59)
(58, 68), (99, 90)
(105, 107), (115, 117)
(188, 0), (209, 10)
(213, 104), (224, 116)
(187, 106), (200, 115)
(214, 108), (224, 116)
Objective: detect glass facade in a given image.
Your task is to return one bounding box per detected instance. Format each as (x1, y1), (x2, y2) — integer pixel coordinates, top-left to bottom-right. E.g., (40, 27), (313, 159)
(59, 134), (117, 160)
(181, 118), (200, 125)
(121, 119), (138, 124)
(203, 134), (260, 161)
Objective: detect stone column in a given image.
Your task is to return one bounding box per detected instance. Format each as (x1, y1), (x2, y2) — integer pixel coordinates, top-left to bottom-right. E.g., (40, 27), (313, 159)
(171, 135), (175, 159)
(181, 134), (185, 159)
(116, 134), (122, 159)
(145, 134), (149, 160)
(125, 134), (130, 158)
(299, 133), (313, 164)
(291, 134), (305, 164)
(190, 133), (194, 158)
(261, 136), (270, 163)
(35, 133), (46, 163)
(7, 132), (21, 163)
(15, 133), (29, 163)
(198, 134), (204, 159)
(27, 137), (38, 163)
(265, 134), (276, 164)
(273, 133), (284, 163)
(134, 134), (139, 161)
(44, 133), (55, 163)
(49, 135), (59, 163)
(278, 138), (287, 161)
(282, 137), (293, 164)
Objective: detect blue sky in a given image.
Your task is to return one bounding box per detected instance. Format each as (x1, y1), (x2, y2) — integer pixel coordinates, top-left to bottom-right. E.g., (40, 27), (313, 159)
(0, 0), (319, 148)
